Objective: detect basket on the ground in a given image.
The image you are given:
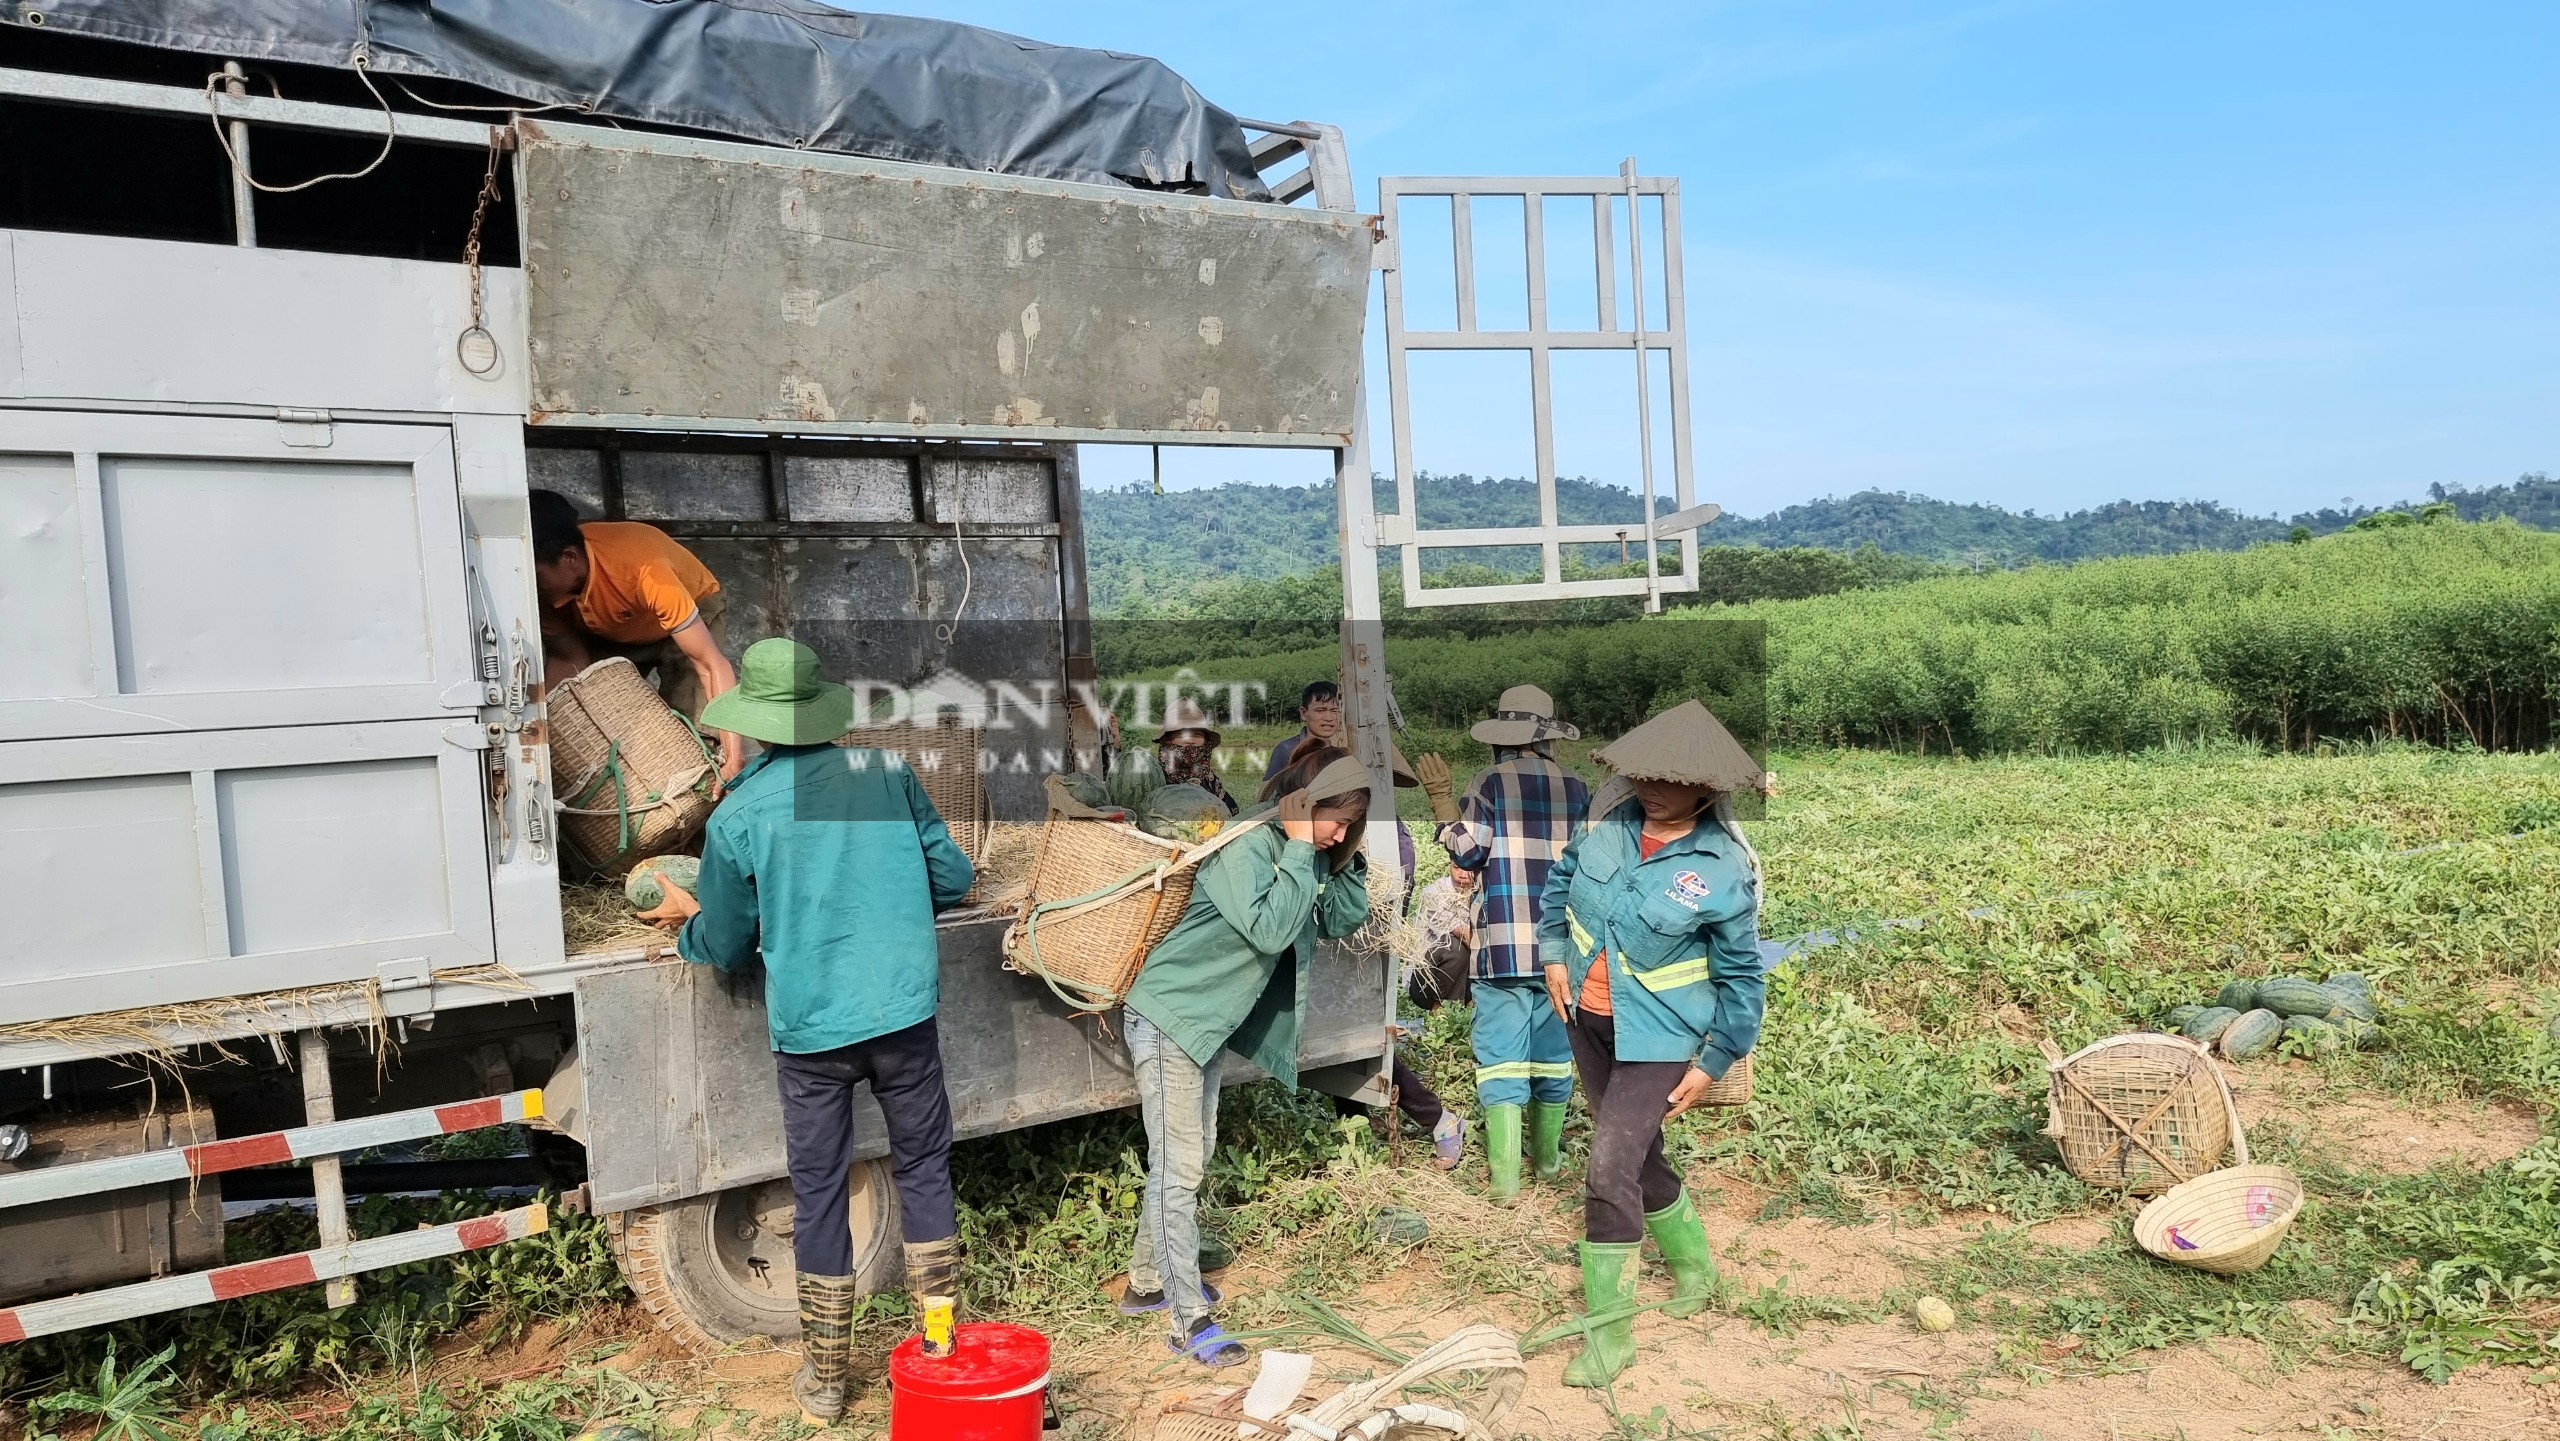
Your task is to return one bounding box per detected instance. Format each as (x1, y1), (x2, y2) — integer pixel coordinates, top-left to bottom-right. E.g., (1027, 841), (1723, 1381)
(2040, 1033), (2247, 1194)
(1002, 778), (1272, 1012)
(1700, 1051), (1753, 1107)
(842, 718), (989, 863)
(2133, 1163), (2303, 1274)
(548, 657), (720, 876)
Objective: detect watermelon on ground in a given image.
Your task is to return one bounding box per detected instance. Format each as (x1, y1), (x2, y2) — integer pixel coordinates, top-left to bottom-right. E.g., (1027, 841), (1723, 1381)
(2220, 1009), (2284, 1060)
(2183, 1007), (2242, 1044)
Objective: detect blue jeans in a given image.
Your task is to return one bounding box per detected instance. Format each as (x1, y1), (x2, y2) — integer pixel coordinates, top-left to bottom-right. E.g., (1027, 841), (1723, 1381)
(1124, 1009), (1224, 1335)
(1471, 976), (1575, 1106)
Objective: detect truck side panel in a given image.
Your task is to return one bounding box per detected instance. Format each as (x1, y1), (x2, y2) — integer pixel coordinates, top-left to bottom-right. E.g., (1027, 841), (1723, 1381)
(575, 922), (1391, 1213)
(517, 122), (1370, 446)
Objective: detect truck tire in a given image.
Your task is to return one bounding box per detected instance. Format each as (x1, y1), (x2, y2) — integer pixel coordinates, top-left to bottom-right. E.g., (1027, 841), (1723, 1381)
(610, 1159), (902, 1355)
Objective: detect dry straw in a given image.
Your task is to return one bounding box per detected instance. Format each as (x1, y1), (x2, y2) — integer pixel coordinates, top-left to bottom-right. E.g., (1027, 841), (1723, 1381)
(2133, 1164), (2304, 1274)
(2041, 1033), (2247, 1194)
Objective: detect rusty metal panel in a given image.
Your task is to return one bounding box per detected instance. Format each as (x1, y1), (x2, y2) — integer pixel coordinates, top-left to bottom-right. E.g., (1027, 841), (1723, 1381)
(0, 1104), (223, 1304)
(577, 924), (1388, 1213)
(518, 122), (1372, 446)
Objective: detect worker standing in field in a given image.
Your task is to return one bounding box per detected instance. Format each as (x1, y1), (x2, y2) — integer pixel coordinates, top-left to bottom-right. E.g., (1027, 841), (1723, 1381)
(1261, 679), (1344, 781)
(1415, 686), (1588, 1205)
(531, 488), (746, 782)
(650, 638), (977, 1425)
(1540, 700), (1767, 1387)
(1120, 748), (1377, 1368)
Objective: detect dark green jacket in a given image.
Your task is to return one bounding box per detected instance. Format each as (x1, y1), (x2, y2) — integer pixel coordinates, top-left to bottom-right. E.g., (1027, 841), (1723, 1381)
(1123, 814), (1371, 1086)
(678, 745), (975, 1052)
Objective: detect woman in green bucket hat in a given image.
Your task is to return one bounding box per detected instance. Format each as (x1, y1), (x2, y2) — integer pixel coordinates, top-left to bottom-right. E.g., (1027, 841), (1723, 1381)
(663, 638), (977, 1425)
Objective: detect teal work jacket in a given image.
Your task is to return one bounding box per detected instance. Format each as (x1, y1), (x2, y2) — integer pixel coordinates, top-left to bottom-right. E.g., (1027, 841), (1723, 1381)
(1123, 812), (1372, 1087)
(678, 744), (976, 1053)
(1538, 800), (1765, 1075)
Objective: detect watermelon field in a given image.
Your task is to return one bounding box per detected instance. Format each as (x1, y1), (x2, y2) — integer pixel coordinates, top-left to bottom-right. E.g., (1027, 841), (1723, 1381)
(8, 741), (2555, 1439)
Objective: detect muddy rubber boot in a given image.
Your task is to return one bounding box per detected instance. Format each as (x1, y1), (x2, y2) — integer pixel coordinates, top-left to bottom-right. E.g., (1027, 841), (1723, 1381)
(1526, 1099), (1567, 1181)
(1644, 1190), (1720, 1319)
(904, 1236), (962, 1356)
(1483, 1103), (1524, 1208)
(1562, 1241), (1641, 1388)
(792, 1271), (859, 1425)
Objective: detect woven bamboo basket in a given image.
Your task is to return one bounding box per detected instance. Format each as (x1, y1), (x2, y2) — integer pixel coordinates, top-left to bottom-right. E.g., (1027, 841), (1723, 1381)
(548, 657), (720, 876)
(1004, 814), (1196, 1011)
(1700, 1051), (1753, 1107)
(841, 718), (990, 862)
(2040, 1033), (2247, 1195)
(2133, 1164), (2304, 1274)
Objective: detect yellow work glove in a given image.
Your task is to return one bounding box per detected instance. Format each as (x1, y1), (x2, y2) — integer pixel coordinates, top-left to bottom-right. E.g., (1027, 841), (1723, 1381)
(1415, 752), (1460, 825)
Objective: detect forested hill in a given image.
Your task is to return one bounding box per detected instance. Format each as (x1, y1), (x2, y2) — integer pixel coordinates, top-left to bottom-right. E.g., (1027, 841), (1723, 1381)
(1080, 471), (2560, 608)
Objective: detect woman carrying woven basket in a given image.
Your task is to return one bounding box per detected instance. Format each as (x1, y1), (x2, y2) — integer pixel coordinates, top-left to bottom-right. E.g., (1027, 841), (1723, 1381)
(1538, 700), (1768, 1387)
(1119, 748), (1377, 1368)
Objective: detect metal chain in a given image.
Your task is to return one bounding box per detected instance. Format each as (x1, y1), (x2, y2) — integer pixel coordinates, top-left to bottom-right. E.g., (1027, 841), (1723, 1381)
(456, 130), (506, 375)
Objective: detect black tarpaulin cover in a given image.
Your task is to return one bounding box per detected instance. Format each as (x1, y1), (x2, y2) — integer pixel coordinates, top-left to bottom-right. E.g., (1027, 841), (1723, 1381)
(30, 0), (1274, 199)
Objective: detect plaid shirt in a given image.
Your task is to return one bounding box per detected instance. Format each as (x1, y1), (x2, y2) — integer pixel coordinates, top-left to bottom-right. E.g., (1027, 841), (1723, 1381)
(1437, 755), (1588, 979)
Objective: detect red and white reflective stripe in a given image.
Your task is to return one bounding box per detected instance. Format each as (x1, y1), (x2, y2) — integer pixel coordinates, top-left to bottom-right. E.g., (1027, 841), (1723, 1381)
(0, 1089), (544, 1211)
(0, 1203), (548, 1343)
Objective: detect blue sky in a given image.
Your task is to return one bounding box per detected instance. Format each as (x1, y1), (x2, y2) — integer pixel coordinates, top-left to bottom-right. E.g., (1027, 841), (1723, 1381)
(924, 2), (2555, 520)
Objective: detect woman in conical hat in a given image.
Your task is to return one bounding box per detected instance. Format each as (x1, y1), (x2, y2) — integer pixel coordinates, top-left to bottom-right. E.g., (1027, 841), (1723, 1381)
(1535, 699), (1768, 1388)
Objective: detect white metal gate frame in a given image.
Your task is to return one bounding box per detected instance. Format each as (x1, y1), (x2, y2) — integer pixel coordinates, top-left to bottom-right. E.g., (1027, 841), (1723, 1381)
(1376, 163), (1703, 610)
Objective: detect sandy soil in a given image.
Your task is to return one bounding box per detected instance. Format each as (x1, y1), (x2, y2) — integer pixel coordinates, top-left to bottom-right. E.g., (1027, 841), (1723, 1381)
(185, 1076), (2552, 1440)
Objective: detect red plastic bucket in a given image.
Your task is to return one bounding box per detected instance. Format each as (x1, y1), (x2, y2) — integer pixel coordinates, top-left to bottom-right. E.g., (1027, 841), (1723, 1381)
(888, 1321), (1051, 1441)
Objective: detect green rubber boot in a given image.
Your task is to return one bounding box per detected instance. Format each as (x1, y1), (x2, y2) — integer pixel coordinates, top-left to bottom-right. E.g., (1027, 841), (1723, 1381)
(1484, 1103), (1524, 1208)
(1526, 1099), (1568, 1181)
(1644, 1191), (1720, 1319)
(1562, 1241), (1641, 1387)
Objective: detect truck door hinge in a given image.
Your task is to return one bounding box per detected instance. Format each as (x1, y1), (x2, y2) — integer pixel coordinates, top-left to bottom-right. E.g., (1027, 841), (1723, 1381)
(277, 408), (334, 447)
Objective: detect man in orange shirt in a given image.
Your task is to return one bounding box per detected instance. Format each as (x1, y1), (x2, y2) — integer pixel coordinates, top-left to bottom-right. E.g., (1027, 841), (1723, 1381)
(532, 490), (745, 781)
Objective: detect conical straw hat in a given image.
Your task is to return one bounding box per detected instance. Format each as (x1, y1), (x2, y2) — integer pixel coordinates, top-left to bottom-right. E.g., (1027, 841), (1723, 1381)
(1592, 699), (1761, 790)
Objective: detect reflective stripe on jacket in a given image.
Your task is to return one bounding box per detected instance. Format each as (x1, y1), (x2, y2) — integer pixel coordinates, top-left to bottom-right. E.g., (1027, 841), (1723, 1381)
(1537, 799), (1766, 1074)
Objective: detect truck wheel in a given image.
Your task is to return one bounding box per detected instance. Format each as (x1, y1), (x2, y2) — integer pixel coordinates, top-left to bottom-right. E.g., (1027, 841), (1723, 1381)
(611, 1159), (902, 1355)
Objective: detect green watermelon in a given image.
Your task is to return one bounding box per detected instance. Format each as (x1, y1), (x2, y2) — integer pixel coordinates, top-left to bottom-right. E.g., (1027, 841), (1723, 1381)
(2281, 1015), (2344, 1056)
(2322, 972), (2373, 1001)
(2165, 1004), (2208, 1030)
(2183, 1006), (2242, 1043)
(624, 854), (701, 910)
(2339, 1017), (2385, 1051)
(2214, 978), (2259, 1013)
(2220, 1009), (2284, 1060)
(2321, 984), (2379, 1023)
(2256, 977), (2345, 1020)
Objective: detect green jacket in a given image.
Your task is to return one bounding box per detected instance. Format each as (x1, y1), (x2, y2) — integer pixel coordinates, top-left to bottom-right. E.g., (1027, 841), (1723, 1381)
(1539, 799), (1765, 1074)
(678, 744), (976, 1053)
(1123, 814), (1372, 1086)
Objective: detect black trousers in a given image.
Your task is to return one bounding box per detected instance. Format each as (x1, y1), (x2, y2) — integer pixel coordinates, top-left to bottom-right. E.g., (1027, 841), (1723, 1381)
(1566, 1009), (1688, 1243)
(774, 1016), (958, 1276)
(1329, 1053), (1446, 1131)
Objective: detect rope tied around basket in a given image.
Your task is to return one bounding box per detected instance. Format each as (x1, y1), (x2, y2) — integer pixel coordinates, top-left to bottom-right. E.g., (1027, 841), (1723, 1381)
(1003, 809), (1279, 1013)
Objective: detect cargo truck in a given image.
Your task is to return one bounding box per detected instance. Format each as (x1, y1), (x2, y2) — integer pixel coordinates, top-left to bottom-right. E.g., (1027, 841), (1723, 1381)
(0, 2), (1705, 1352)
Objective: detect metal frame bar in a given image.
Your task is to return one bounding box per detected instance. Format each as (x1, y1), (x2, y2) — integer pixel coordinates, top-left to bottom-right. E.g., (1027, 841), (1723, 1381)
(0, 65), (494, 147)
(1377, 167), (1703, 607)
(0, 1089), (542, 1210)
(0, 1204), (548, 1343)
